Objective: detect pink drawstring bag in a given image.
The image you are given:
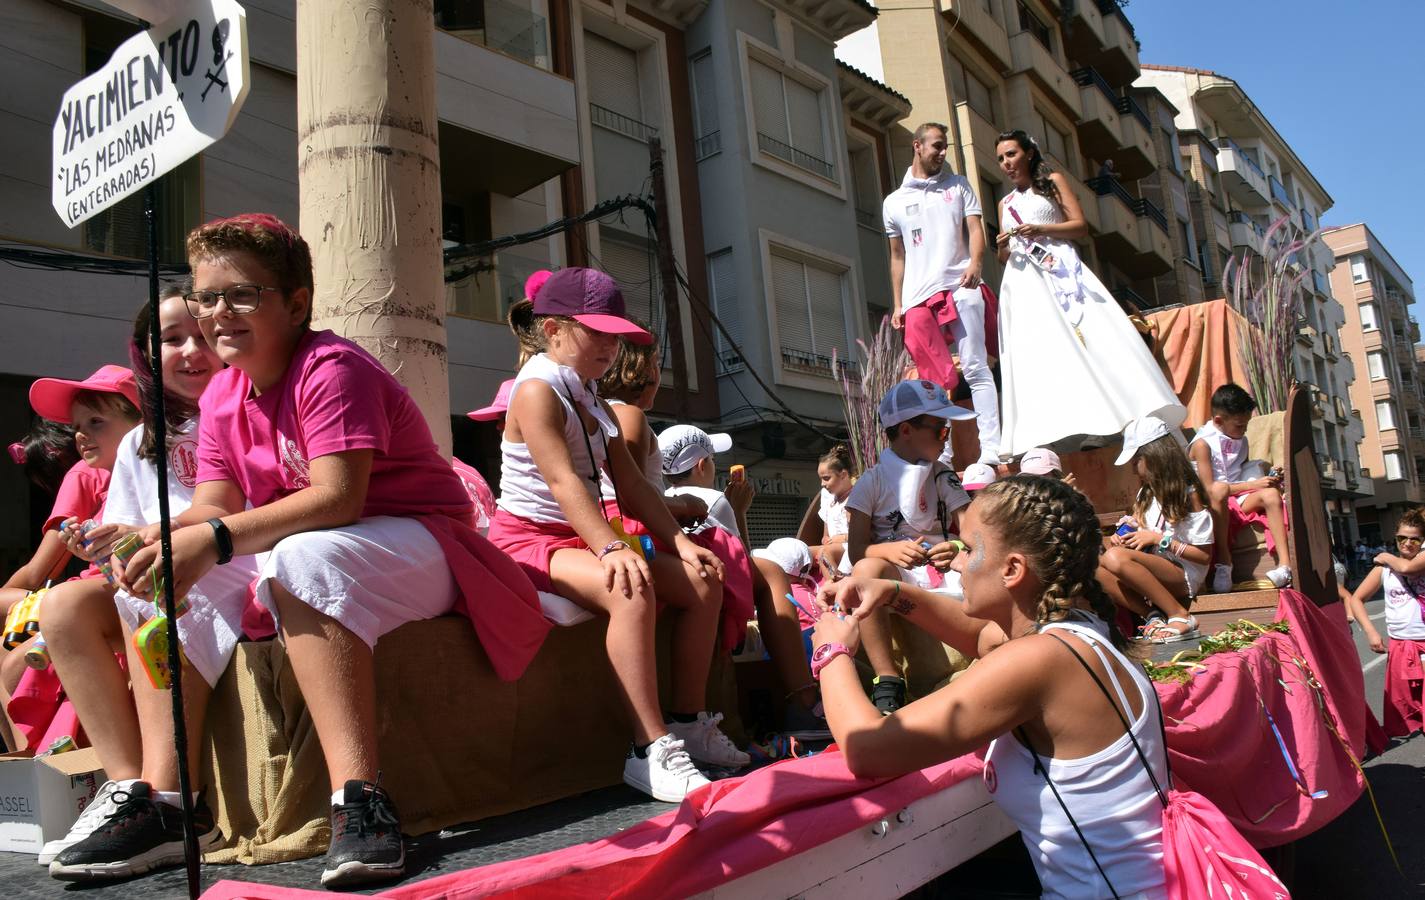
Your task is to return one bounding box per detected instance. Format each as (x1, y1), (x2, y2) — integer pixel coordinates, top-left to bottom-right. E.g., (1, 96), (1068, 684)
(1024, 632), (1291, 899)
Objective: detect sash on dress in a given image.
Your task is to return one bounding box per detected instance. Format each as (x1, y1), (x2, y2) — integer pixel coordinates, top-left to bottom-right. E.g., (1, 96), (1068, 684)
(1004, 192), (1088, 333)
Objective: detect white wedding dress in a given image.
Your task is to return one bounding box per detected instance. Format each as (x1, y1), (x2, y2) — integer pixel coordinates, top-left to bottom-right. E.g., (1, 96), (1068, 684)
(996, 187), (1186, 457)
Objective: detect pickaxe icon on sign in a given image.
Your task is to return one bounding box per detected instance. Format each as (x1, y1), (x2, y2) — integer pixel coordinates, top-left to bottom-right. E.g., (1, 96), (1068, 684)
(202, 19), (232, 101)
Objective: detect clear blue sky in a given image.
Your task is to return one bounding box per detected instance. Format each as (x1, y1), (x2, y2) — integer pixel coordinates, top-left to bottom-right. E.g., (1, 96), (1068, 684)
(1130, 0), (1425, 314)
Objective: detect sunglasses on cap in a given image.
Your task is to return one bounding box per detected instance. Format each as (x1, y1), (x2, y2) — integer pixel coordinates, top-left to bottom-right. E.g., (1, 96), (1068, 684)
(1395, 534), (1423, 547)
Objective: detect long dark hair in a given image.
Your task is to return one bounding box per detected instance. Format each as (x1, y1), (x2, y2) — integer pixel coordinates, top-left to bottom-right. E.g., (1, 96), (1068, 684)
(1131, 435), (1206, 526)
(996, 130), (1062, 210)
(11, 419), (80, 497)
(129, 285), (201, 465)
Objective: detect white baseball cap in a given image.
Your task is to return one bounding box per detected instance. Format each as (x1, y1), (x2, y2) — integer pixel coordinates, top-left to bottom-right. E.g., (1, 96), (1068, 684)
(1114, 416), (1183, 466)
(878, 379), (978, 429)
(961, 462), (998, 490)
(659, 424), (733, 475)
(1018, 447), (1063, 476)
(751, 538), (813, 579)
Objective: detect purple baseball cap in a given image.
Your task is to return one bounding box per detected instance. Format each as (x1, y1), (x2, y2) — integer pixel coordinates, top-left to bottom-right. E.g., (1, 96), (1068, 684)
(533, 267), (653, 345)
(467, 378), (515, 422)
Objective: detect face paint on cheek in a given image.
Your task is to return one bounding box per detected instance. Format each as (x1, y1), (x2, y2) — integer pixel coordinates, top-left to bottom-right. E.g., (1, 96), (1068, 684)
(967, 541), (986, 574)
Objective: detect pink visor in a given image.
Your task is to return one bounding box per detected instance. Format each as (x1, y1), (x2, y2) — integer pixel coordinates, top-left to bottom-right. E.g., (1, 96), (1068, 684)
(468, 378), (515, 421)
(572, 314), (654, 344)
(29, 365), (140, 424)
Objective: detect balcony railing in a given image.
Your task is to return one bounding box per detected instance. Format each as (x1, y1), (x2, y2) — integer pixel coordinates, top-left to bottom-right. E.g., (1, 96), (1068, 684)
(1133, 197), (1169, 233)
(1095, 0), (1136, 35)
(1312, 269), (1330, 296)
(435, 0), (550, 69)
(1116, 94), (1150, 129)
(757, 132), (834, 180)
(1269, 175), (1293, 209)
(1070, 67), (1118, 106)
(1228, 209), (1265, 238)
(1301, 208), (1318, 232)
(1216, 137), (1265, 180)
(1111, 285), (1153, 310)
(781, 345), (858, 378)
(591, 104), (659, 142)
(1086, 174), (1136, 210)
(694, 130), (721, 161)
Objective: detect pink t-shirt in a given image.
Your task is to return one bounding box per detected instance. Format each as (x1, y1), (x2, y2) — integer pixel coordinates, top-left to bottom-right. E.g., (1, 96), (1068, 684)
(451, 457), (496, 531)
(44, 461), (110, 531)
(196, 330), (472, 522)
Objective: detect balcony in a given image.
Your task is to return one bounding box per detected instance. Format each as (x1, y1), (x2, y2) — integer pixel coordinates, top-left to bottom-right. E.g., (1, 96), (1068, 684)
(446, 248), (548, 322)
(1093, 0), (1140, 83)
(1297, 323), (1317, 347)
(1115, 95), (1155, 179)
(1333, 395), (1349, 423)
(1269, 175), (1294, 210)
(942, 0), (1011, 69)
(757, 132), (834, 180)
(956, 100), (1002, 175)
(1324, 332), (1340, 361)
(1009, 31), (1081, 118)
(1301, 207), (1318, 232)
(1112, 285), (1153, 311)
(1228, 210), (1265, 254)
(437, 0), (550, 69)
(781, 346), (858, 380)
(1071, 68), (1122, 158)
(1059, 167), (1100, 232)
(1309, 388), (1326, 419)
(1311, 268), (1331, 297)
(1133, 197), (1173, 276)
(1216, 138), (1269, 208)
(1086, 175), (1144, 261)
(1062, 0), (1107, 57)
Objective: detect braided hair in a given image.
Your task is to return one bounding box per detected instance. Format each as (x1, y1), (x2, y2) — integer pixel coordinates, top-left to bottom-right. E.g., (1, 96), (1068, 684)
(995, 130), (1063, 210)
(975, 474), (1125, 650)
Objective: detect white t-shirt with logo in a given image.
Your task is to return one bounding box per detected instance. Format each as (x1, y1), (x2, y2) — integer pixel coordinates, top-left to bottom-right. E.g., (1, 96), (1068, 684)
(883, 168), (982, 311)
(665, 485), (740, 541)
(1382, 568), (1425, 640)
(845, 455), (970, 544)
(105, 420), (201, 527)
(818, 487), (850, 539)
(1141, 496), (1215, 596)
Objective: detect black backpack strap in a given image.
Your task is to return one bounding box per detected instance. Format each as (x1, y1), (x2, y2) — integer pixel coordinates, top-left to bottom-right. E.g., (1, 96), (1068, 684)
(1015, 726), (1122, 900)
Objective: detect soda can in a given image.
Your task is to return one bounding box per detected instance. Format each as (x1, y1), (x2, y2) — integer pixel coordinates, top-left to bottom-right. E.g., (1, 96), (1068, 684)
(38, 735), (75, 757)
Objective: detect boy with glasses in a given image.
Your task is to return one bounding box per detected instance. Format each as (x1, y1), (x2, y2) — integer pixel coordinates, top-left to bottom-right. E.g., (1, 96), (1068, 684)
(843, 380), (976, 713)
(1348, 508), (1425, 737)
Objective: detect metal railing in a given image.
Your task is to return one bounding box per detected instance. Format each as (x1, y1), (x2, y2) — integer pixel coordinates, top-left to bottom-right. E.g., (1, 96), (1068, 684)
(435, 0), (550, 68)
(781, 346), (858, 378)
(1133, 197), (1168, 232)
(1228, 209), (1265, 237)
(1086, 174), (1136, 210)
(591, 104), (659, 142)
(1269, 175), (1293, 208)
(1071, 67), (1118, 106)
(694, 130), (721, 161)
(1301, 208), (1318, 231)
(1216, 137), (1265, 180)
(1111, 285), (1152, 310)
(1116, 94), (1150, 129)
(757, 132), (834, 180)
(1312, 269), (1330, 296)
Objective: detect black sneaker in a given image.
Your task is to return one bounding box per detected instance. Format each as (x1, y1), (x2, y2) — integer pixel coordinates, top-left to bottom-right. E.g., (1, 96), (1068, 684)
(871, 675), (906, 716)
(322, 779), (406, 888)
(49, 782), (220, 881)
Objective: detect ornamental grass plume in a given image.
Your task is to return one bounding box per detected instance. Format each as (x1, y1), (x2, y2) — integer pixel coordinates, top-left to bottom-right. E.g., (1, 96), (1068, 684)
(835, 315), (910, 474)
(1226, 214), (1317, 413)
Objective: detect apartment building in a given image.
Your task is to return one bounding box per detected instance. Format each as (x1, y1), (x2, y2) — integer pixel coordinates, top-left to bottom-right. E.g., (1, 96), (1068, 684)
(835, 0), (1191, 308)
(1139, 65), (1368, 543)
(1323, 223), (1423, 543)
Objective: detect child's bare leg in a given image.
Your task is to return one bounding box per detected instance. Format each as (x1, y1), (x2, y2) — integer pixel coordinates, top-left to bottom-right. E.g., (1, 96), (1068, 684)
(1099, 546), (1192, 627)
(1097, 564), (1150, 617)
(1241, 488), (1290, 566)
(42, 580), (139, 779)
(0, 638), (31, 751)
(646, 553), (721, 716)
(849, 558), (903, 677)
(550, 549), (666, 744)
(1208, 481), (1232, 563)
(124, 623), (212, 791)
(751, 558), (815, 706)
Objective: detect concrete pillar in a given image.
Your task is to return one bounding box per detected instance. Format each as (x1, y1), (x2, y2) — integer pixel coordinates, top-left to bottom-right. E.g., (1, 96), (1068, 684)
(296, 0), (452, 455)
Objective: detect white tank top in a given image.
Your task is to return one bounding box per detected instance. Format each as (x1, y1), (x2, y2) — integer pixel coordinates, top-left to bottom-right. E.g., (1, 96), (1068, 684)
(1382, 568), (1425, 640)
(599, 399), (665, 502)
(1189, 420), (1248, 483)
(984, 618), (1168, 900)
(497, 354), (615, 524)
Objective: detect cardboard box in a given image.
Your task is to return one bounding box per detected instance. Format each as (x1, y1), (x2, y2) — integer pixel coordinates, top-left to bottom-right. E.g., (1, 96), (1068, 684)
(0, 748), (105, 854)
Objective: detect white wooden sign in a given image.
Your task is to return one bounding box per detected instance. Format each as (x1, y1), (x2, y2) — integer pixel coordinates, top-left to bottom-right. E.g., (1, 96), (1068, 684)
(51, 0), (250, 228)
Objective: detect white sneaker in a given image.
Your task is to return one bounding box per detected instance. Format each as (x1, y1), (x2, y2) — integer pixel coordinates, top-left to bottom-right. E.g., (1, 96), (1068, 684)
(667, 712), (751, 769)
(623, 734), (710, 802)
(37, 780), (125, 865)
(1266, 565), (1293, 588)
(1212, 564), (1234, 594)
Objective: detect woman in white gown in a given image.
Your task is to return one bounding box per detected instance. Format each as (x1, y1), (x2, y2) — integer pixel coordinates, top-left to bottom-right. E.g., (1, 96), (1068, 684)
(992, 130), (1185, 458)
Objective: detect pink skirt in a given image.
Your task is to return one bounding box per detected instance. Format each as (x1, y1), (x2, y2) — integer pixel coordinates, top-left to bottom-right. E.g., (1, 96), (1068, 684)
(487, 510), (588, 594)
(1226, 493), (1287, 557)
(1383, 636), (1425, 738)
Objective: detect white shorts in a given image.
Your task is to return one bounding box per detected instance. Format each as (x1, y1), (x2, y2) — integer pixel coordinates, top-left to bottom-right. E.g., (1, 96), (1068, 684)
(116, 516), (456, 685)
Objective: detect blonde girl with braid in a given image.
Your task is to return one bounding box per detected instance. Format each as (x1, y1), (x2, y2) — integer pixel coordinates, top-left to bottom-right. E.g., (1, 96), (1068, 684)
(812, 475), (1169, 899)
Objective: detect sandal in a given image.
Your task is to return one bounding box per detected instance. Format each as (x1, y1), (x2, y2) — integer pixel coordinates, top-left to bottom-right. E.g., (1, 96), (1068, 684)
(1147, 615), (1199, 644)
(1134, 612), (1166, 642)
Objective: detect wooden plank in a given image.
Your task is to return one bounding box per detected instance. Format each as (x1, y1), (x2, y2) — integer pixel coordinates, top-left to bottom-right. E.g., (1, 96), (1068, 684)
(1189, 589), (1279, 614)
(1284, 384), (1338, 606)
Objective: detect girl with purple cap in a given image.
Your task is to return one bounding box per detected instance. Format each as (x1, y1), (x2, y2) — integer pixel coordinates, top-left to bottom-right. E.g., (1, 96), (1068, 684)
(490, 267), (749, 802)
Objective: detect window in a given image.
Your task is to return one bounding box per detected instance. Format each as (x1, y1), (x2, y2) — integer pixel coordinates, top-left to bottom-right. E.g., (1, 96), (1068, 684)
(749, 56), (833, 180)
(1368, 351), (1386, 380)
(1376, 400), (1396, 431)
(1360, 302), (1378, 331)
(1163, 128), (1183, 175)
(586, 33), (655, 141)
(848, 144), (881, 229)
(1179, 221), (1196, 265)
(1017, 2), (1053, 50)
(771, 251), (848, 377)
(690, 50), (720, 159)
(1037, 113), (1069, 168)
(1385, 451), (1404, 482)
(1350, 255), (1369, 283)
(707, 249), (741, 374)
(599, 230), (661, 342)
(965, 69), (996, 122)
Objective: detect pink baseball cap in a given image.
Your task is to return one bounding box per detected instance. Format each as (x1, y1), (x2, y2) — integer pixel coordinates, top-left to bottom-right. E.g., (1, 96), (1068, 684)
(1018, 447), (1062, 476)
(29, 365), (140, 424)
(468, 378), (515, 422)
(533, 267), (653, 344)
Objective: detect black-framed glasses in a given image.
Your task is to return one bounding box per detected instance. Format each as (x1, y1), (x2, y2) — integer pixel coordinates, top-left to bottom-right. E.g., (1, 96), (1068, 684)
(183, 284), (280, 319)
(910, 416), (951, 438)
(1395, 535), (1423, 547)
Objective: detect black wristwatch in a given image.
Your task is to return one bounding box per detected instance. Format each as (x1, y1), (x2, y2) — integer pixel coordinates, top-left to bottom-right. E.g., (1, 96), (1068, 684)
(208, 517), (234, 565)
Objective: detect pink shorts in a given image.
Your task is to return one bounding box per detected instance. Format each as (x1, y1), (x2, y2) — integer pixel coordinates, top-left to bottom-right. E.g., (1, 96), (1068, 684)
(1383, 636), (1425, 738)
(487, 509), (589, 593)
(1226, 493), (1285, 556)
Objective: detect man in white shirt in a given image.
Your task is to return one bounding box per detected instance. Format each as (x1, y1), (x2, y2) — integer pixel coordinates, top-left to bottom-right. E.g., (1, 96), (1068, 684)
(883, 122), (999, 465)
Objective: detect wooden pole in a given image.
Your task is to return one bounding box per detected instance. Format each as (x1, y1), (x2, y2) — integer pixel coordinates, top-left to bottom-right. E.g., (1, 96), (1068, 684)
(296, 0), (452, 454)
(649, 137), (688, 417)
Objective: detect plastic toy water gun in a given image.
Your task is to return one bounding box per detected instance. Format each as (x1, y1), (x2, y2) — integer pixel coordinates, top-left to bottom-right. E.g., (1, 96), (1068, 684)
(3, 585), (47, 650)
(131, 566), (188, 690)
(609, 516), (656, 562)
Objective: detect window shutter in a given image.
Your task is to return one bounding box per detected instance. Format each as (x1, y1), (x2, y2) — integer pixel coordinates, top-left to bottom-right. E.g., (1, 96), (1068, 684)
(785, 77), (825, 160)
(805, 262), (846, 360)
(585, 33), (642, 121)
(599, 231), (659, 336)
(771, 254), (813, 359)
(691, 52), (718, 139)
(849, 146), (880, 215)
(749, 59), (788, 144)
(1376, 401), (1395, 431)
(1368, 352), (1385, 380)
(708, 250), (742, 373)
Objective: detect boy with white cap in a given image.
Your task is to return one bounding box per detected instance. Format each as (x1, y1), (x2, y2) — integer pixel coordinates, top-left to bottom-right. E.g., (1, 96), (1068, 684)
(844, 380), (976, 713)
(659, 425), (750, 539)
